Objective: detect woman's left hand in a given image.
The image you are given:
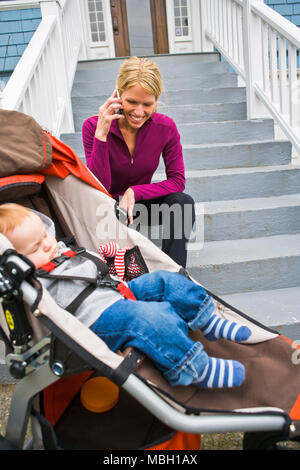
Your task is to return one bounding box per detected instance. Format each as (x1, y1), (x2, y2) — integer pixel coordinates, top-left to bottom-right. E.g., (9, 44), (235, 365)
(119, 188), (135, 225)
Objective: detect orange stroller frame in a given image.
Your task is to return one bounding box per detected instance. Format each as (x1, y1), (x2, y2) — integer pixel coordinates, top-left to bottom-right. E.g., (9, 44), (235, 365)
(0, 110), (299, 451)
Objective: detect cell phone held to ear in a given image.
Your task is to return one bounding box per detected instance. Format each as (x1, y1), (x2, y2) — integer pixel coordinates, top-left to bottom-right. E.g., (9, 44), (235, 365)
(116, 89), (123, 115)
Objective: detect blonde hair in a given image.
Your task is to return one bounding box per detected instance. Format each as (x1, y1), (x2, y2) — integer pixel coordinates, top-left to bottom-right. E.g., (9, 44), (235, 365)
(116, 56), (163, 101)
(0, 203), (31, 235)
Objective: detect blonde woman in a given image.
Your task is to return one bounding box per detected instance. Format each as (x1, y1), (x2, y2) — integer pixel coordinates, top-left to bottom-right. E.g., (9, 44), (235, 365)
(82, 56), (195, 268)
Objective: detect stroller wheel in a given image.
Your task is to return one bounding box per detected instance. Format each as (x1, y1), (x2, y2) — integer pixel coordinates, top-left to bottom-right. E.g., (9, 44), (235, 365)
(243, 431), (296, 450)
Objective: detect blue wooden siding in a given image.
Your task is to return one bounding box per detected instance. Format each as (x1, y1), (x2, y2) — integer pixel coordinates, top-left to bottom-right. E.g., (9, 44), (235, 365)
(0, 7), (41, 88)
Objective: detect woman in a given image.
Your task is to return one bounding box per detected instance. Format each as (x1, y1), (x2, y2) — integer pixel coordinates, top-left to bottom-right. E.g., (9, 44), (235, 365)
(82, 57), (195, 268)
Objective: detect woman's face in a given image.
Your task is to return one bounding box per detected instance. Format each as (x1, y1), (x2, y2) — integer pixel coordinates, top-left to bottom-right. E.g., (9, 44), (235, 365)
(120, 83), (157, 131)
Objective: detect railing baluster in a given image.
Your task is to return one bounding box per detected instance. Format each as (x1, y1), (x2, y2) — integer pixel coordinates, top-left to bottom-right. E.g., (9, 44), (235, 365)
(226, 0), (233, 57)
(232, 1), (237, 63)
(269, 27), (279, 107)
(288, 42), (298, 128)
(278, 34), (288, 115)
(236, 4), (243, 69)
(261, 20), (270, 95)
(222, 0), (227, 51)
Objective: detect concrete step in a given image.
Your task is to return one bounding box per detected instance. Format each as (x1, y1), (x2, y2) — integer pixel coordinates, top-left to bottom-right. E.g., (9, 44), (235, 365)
(59, 139), (292, 172)
(72, 102), (247, 130)
(186, 233), (300, 295)
(61, 119), (275, 158)
(71, 72), (238, 98)
(159, 87), (246, 106)
(154, 164), (300, 202)
(75, 52), (222, 77)
(198, 194), (300, 242)
(158, 102), (247, 123)
(177, 119), (275, 145)
(222, 286), (300, 341)
(176, 140), (292, 170)
(72, 86), (246, 105)
(74, 60), (229, 83)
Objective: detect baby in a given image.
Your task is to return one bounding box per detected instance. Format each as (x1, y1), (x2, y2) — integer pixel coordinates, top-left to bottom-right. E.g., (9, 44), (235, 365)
(0, 203), (251, 389)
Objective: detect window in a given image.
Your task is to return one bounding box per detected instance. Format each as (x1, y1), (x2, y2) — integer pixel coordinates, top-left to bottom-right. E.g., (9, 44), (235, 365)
(173, 0), (189, 37)
(88, 0), (106, 43)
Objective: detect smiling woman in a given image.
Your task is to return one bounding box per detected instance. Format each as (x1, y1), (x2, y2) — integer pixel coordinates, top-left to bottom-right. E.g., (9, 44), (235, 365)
(82, 56), (195, 268)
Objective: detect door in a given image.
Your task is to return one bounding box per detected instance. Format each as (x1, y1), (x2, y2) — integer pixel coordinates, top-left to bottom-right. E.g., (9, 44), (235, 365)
(111, 0), (169, 57)
(110, 0), (130, 57)
(150, 0), (169, 54)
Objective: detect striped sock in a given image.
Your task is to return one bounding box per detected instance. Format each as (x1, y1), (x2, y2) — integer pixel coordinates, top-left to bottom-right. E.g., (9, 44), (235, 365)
(195, 357), (245, 389)
(201, 313), (251, 343)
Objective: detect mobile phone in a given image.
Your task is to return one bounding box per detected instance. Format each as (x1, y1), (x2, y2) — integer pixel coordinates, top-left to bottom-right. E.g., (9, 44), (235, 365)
(115, 89), (123, 115)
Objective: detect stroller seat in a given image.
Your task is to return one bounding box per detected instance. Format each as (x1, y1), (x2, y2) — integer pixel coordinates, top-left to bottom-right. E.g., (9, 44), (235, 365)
(0, 110), (299, 451)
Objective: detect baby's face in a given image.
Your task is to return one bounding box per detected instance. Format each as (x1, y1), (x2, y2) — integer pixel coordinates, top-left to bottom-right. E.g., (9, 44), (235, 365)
(8, 213), (59, 268)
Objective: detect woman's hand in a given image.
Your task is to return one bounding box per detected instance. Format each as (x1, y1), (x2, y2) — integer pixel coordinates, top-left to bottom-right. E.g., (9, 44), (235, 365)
(119, 188), (135, 225)
(95, 90), (124, 142)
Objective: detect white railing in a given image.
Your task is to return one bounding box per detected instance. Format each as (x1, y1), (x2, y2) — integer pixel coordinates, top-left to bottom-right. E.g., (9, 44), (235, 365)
(0, 0), (86, 136)
(200, 0), (300, 157)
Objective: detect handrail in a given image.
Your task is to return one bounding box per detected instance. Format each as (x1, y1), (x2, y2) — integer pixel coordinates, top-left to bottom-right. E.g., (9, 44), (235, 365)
(201, 0), (300, 157)
(252, 2), (300, 48)
(0, 0), (85, 136)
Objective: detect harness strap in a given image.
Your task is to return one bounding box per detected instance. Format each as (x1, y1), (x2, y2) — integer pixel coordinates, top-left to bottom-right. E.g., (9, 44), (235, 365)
(65, 284), (98, 315)
(36, 247), (136, 314)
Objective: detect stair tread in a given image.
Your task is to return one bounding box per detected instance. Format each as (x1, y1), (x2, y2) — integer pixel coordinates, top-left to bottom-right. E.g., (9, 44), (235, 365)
(187, 233), (300, 264)
(72, 87), (246, 103)
(200, 193), (300, 214)
(182, 138), (290, 149)
(74, 70), (234, 82)
(222, 286), (300, 340)
(154, 164), (300, 180)
(76, 52), (221, 69)
(62, 118), (274, 135)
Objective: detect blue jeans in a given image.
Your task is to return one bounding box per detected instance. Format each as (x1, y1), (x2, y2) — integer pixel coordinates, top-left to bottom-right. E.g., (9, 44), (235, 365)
(91, 270), (215, 386)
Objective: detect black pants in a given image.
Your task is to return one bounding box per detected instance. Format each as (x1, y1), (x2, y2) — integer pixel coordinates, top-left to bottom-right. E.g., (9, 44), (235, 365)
(133, 192), (195, 268)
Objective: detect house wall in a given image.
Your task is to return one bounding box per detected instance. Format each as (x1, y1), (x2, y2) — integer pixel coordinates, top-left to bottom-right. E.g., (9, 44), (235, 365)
(0, 6), (41, 89)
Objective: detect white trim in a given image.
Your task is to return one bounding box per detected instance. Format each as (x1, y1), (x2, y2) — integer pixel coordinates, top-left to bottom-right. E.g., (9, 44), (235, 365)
(173, 0), (192, 42)
(79, 0), (115, 59)
(166, 0), (175, 53)
(166, 0), (197, 53)
(84, 0), (108, 47)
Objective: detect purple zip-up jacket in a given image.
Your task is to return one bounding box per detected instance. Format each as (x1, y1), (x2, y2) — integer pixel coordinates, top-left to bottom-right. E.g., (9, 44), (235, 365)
(82, 113), (185, 201)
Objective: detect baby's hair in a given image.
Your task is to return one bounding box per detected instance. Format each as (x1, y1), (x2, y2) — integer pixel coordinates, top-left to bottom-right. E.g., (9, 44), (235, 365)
(116, 56), (163, 103)
(0, 203), (32, 235)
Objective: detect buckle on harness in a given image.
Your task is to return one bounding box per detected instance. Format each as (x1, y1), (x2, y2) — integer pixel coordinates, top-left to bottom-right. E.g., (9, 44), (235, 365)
(96, 274), (136, 300)
(97, 273), (119, 290)
(37, 247), (86, 274)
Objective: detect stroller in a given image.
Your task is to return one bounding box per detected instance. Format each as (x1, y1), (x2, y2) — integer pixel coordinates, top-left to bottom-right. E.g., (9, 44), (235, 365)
(0, 110), (299, 451)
